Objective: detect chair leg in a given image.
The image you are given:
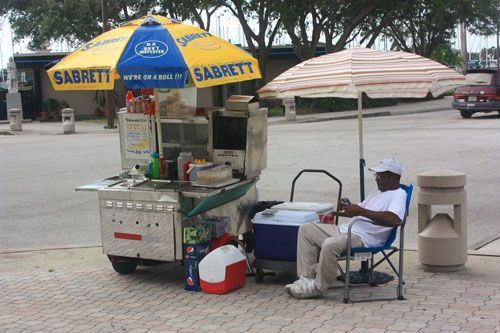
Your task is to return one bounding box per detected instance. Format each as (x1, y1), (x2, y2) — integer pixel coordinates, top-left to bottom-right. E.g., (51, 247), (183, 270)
(397, 249), (404, 300)
(344, 255), (351, 303)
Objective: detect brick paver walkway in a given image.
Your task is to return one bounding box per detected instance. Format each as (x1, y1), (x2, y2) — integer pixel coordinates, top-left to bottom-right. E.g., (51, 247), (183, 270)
(1, 264), (500, 332)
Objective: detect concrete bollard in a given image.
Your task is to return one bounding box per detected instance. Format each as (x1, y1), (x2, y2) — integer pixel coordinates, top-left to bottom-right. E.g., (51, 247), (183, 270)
(8, 108), (22, 131)
(61, 108), (75, 134)
(283, 98), (296, 121)
(417, 169), (467, 272)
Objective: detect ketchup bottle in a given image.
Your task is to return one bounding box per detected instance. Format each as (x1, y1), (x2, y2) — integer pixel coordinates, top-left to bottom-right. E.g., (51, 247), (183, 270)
(126, 91), (134, 113)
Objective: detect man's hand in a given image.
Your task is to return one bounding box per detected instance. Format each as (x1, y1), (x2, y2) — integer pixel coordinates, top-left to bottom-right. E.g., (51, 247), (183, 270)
(342, 204), (363, 217)
(338, 198), (351, 211)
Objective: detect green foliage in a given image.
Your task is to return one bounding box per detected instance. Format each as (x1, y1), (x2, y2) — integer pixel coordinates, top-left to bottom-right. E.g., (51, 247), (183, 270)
(268, 107), (284, 117)
(430, 42), (462, 67)
(42, 98), (64, 115)
(1, 0), (102, 51)
(295, 94), (399, 112)
(0, 0), (223, 51)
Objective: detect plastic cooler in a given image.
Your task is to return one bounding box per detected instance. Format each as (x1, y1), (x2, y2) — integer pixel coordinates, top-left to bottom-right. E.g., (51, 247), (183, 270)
(199, 245), (246, 294)
(252, 210), (320, 261)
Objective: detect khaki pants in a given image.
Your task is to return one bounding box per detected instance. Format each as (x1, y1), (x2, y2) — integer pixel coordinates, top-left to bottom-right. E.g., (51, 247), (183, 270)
(296, 223), (363, 291)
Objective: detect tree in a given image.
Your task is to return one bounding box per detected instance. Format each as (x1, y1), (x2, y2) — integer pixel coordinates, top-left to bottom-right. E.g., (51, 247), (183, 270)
(224, 0), (282, 85)
(0, 0), (102, 51)
(385, 0), (500, 58)
(430, 41), (462, 67)
(323, 0), (382, 53)
(278, 0), (331, 61)
(155, 0), (224, 31)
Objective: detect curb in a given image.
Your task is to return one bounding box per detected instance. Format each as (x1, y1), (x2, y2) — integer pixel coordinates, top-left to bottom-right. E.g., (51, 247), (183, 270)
(269, 105), (455, 126)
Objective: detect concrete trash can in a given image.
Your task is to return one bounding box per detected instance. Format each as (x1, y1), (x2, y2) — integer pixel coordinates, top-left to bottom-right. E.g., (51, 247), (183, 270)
(417, 169), (467, 272)
(8, 108), (22, 131)
(284, 98), (296, 121)
(61, 108), (75, 134)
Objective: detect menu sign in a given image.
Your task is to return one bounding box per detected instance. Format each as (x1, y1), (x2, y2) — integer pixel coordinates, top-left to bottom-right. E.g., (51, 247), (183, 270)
(124, 116), (150, 159)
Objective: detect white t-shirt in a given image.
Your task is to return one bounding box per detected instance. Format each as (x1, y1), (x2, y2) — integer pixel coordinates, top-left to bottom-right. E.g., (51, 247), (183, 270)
(338, 188), (407, 247)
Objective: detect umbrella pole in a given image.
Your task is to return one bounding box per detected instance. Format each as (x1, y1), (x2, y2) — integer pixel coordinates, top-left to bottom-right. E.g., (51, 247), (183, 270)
(154, 88), (166, 179)
(358, 92), (365, 201)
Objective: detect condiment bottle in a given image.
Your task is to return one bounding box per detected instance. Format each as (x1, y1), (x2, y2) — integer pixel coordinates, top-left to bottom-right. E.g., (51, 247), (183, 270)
(126, 91), (134, 113)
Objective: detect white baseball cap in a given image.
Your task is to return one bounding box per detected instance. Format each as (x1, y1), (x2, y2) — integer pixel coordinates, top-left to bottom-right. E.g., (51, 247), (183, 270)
(369, 158), (403, 176)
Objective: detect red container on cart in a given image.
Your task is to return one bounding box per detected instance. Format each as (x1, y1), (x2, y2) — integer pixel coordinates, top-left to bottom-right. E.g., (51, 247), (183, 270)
(199, 245), (246, 294)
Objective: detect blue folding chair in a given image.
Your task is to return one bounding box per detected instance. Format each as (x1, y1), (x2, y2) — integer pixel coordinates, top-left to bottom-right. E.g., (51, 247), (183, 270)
(339, 184), (413, 303)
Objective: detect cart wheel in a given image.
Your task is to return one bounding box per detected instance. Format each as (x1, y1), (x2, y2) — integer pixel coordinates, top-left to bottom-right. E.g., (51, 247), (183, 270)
(111, 259), (138, 274)
(255, 269), (264, 283)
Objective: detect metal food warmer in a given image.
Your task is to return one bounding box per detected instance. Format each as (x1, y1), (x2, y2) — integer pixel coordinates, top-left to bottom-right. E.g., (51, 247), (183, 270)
(77, 95), (267, 273)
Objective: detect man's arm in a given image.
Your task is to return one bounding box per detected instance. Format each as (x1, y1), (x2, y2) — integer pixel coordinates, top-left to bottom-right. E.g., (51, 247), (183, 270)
(342, 204), (401, 227)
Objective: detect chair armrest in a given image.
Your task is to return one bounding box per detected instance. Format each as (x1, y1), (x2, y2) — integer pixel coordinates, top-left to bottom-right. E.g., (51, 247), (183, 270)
(346, 217), (373, 236)
(345, 218), (374, 251)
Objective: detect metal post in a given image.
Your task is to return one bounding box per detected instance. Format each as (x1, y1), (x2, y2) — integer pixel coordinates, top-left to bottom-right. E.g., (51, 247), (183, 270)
(357, 92), (365, 201)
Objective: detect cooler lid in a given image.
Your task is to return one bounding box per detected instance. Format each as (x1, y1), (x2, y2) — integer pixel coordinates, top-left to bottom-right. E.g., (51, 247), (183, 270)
(272, 202), (334, 213)
(252, 210), (320, 226)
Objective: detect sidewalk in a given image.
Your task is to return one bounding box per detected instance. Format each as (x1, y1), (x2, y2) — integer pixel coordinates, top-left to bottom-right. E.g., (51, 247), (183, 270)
(1, 246), (500, 332)
(0, 96), (454, 135)
(268, 96), (454, 125)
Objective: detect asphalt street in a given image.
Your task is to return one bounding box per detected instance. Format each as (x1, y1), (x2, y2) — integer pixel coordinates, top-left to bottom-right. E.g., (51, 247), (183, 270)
(1, 103), (500, 254)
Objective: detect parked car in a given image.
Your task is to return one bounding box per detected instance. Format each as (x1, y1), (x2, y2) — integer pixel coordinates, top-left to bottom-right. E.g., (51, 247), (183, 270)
(452, 68), (500, 118)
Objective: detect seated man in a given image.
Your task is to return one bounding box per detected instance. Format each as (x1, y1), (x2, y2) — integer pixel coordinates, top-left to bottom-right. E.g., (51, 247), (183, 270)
(286, 158), (407, 299)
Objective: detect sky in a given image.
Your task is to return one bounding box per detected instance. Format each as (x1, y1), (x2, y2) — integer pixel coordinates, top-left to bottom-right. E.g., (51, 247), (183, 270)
(1, 15), (500, 72)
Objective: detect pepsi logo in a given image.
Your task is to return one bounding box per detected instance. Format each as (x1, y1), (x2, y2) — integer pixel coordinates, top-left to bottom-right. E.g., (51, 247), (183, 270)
(186, 246), (194, 255)
(187, 277), (194, 286)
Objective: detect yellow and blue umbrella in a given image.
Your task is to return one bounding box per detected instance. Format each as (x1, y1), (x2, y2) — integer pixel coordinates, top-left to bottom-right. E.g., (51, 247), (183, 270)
(47, 15), (261, 90)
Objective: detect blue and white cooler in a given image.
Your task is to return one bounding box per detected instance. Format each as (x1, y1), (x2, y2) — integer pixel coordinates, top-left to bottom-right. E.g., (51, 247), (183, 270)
(252, 209), (320, 261)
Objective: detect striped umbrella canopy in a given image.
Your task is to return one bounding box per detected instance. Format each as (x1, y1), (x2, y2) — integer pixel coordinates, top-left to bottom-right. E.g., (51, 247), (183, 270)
(258, 47), (465, 200)
(258, 46), (464, 99)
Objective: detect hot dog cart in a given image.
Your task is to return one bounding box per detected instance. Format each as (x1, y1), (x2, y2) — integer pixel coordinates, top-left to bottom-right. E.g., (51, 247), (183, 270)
(77, 95), (267, 273)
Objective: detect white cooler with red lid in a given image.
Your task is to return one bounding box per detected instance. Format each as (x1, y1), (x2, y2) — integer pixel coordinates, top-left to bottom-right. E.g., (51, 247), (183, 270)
(199, 245), (246, 294)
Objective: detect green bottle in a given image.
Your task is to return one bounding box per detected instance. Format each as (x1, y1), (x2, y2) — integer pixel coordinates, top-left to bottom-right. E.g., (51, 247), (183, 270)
(148, 153), (161, 179)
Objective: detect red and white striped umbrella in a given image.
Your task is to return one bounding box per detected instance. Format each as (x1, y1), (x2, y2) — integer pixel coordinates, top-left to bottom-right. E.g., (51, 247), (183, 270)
(258, 46), (464, 99)
(258, 47), (465, 200)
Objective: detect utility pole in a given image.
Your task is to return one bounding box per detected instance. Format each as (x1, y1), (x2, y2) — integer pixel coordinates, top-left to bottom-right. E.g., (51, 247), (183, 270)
(102, 0), (115, 129)
(460, 22), (468, 73)
(497, 23), (499, 68)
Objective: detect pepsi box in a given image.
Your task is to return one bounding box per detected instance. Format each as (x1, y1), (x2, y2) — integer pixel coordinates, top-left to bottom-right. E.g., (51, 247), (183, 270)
(183, 241), (211, 261)
(184, 260), (201, 292)
(252, 210), (319, 261)
(202, 216), (231, 238)
(183, 224), (212, 244)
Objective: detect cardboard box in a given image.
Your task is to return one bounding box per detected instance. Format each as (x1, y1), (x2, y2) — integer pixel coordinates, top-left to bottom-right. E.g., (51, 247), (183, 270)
(183, 242), (211, 261)
(203, 216), (231, 238)
(183, 224), (212, 244)
(184, 260), (201, 292)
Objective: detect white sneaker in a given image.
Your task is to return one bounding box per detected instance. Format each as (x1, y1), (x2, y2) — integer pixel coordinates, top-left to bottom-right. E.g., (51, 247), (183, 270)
(289, 280), (323, 299)
(284, 276), (313, 296)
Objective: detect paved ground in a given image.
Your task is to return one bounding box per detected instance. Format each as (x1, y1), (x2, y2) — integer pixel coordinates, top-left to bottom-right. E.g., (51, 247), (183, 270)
(2, 98), (500, 332)
(1, 253), (500, 333)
